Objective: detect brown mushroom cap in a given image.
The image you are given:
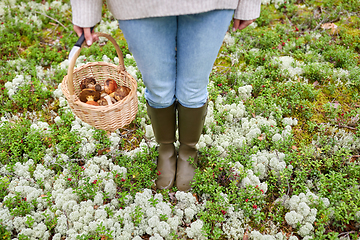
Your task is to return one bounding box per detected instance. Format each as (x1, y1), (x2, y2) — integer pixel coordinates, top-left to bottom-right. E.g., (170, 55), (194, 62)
(86, 100), (99, 106)
(112, 86), (131, 101)
(95, 84), (102, 92)
(104, 79), (118, 95)
(79, 88), (101, 103)
(80, 77), (96, 90)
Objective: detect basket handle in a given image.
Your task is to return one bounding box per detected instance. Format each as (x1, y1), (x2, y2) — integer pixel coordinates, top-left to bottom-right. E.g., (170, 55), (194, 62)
(67, 32), (126, 96)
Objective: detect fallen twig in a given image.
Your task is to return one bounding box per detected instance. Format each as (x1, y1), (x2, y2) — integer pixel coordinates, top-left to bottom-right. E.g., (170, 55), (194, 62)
(63, 210), (70, 232)
(349, 155), (360, 162)
(337, 125), (357, 130)
(34, 11), (68, 30)
(338, 231), (356, 238)
(0, 171), (36, 183)
(314, 18), (328, 31)
(330, 124), (357, 130)
(46, 24), (59, 37)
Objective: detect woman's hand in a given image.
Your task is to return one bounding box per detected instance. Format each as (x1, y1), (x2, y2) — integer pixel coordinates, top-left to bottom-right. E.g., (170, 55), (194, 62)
(73, 25), (99, 46)
(232, 19), (255, 32)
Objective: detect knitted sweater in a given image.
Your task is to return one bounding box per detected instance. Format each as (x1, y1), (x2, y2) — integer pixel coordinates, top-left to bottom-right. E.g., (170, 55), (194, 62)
(71, 0), (261, 28)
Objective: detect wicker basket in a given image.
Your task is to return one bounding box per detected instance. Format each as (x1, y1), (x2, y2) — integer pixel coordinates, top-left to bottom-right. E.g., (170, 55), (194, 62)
(61, 32), (138, 131)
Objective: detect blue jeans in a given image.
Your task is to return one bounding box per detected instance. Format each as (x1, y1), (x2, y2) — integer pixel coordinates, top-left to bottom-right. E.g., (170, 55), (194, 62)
(118, 10), (234, 108)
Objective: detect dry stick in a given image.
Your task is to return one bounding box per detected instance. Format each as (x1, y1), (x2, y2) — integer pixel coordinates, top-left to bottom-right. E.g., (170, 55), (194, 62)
(284, 12), (293, 27)
(314, 9), (342, 31)
(274, 150), (291, 196)
(143, 136), (153, 150)
(349, 155), (360, 162)
(118, 127), (136, 133)
(46, 24), (59, 37)
(313, 7), (330, 31)
(338, 231), (356, 238)
(329, 123), (357, 130)
(314, 17), (328, 31)
(0, 171), (36, 183)
(337, 125), (357, 130)
(34, 11), (68, 30)
(63, 210), (70, 233)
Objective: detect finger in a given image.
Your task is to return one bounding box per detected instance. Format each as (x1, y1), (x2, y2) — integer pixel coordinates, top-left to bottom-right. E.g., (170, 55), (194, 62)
(83, 27), (93, 46)
(232, 19), (240, 32)
(73, 25), (83, 37)
(237, 20), (255, 31)
(92, 33), (99, 42)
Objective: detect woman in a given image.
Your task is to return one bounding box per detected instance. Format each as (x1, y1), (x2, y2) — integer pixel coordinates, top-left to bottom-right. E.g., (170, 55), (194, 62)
(71, 0), (261, 192)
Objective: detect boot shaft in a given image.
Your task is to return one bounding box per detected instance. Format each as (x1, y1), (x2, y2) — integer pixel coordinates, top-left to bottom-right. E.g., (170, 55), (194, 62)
(176, 101), (208, 192)
(146, 102), (177, 144)
(147, 102), (177, 190)
(177, 101), (208, 146)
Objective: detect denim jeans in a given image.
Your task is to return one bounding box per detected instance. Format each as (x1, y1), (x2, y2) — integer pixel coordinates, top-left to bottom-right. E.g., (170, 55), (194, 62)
(118, 9), (234, 108)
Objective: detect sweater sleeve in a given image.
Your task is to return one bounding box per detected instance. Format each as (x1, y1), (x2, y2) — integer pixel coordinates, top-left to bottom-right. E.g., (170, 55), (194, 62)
(70, 0), (103, 27)
(234, 0), (261, 20)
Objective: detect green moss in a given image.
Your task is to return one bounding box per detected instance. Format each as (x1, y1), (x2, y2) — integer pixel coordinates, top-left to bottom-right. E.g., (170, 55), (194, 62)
(256, 4), (286, 27)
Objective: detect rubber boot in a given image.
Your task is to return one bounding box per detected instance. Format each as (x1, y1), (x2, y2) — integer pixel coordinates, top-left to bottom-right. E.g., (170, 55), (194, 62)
(147, 102), (177, 190)
(176, 101), (207, 191)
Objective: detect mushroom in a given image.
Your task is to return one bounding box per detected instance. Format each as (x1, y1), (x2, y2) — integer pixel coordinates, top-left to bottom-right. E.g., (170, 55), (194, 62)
(86, 100), (99, 106)
(111, 86), (131, 101)
(95, 84), (102, 92)
(98, 95), (116, 106)
(80, 77), (96, 90)
(97, 98), (108, 106)
(79, 89), (101, 105)
(104, 78), (118, 95)
(100, 92), (116, 105)
(104, 95), (116, 105)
